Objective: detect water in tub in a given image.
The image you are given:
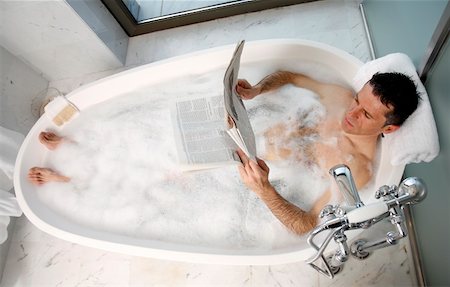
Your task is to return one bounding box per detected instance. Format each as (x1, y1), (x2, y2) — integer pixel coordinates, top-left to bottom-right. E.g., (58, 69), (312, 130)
(37, 59), (365, 250)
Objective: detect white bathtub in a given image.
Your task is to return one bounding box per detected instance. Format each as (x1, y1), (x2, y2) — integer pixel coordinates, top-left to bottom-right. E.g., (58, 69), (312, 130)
(14, 39), (405, 265)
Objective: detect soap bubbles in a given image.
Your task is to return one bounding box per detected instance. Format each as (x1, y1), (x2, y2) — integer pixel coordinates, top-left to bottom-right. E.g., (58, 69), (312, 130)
(37, 59), (343, 250)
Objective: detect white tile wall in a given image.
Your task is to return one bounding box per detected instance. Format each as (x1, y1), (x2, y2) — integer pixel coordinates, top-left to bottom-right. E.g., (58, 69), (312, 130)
(0, 0), (123, 81)
(0, 46), (48, 134)
(66, 0), (129, 65)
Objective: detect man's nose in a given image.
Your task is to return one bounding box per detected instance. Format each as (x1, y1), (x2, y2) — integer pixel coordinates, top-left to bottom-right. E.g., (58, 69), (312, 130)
(348, 107), (361, 119)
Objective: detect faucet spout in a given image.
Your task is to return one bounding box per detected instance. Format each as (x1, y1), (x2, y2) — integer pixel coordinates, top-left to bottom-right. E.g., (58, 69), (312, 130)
(329, 164), (364, 208)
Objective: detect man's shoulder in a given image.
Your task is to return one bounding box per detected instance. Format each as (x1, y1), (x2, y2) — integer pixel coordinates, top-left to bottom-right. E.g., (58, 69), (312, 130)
(319, 84), (353, 105)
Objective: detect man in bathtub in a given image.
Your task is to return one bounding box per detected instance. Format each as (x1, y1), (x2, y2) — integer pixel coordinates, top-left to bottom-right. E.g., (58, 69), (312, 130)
(235, 71), (420, 235)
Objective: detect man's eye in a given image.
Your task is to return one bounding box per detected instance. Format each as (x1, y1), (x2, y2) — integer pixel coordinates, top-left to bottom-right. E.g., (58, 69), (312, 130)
(364, 111), (371, 119)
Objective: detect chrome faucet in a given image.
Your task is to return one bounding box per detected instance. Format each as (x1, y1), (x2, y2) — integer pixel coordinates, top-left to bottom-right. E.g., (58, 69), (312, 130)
(306, 173), (427, 279)
(329, 164), (364, 208)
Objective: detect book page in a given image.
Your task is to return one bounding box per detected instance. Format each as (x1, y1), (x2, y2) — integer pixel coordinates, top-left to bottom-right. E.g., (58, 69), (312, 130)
(223, 40), (257, 160)
(172, 95), (240, 169)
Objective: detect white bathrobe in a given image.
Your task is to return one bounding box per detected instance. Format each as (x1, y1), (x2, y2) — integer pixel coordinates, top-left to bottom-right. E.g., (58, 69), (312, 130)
(0, 126), (24, 243)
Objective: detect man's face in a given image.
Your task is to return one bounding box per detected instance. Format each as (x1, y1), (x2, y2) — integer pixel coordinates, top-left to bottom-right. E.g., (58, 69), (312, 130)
(341, 83), (398, 136)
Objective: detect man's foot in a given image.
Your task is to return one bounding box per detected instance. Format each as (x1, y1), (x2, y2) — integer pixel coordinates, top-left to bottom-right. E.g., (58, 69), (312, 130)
(28, 167), (70, 186)
(39, 131), (64, 150)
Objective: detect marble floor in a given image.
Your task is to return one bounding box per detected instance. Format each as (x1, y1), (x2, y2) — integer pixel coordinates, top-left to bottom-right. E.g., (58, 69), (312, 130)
(2, 215), (415, 287)
(2, 0), (418, 286)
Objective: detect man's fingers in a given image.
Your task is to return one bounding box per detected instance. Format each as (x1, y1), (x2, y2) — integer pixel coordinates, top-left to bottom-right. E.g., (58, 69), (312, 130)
(236, 149), (249, 165)
(236, 80), (245, 95)
(237, 79), (251, 88)
(238, 165), (247, 177)
(236, 79), (254, 100)
(238, 150), (268, 172)
(248, 159), (266, 177)
(236, 151), (271, 189)
(256, 157), (270, 173)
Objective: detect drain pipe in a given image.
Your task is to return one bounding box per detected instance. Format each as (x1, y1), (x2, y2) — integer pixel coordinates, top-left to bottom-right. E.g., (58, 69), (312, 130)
(404, 206), (426, 287)
(359, 3), (376, 60)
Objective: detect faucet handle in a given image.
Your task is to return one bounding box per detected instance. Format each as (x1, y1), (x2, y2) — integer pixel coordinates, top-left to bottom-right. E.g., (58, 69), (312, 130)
(320, 205), (346, 219)
(375, 185), (398, 199)
(319, 205), (335, 219)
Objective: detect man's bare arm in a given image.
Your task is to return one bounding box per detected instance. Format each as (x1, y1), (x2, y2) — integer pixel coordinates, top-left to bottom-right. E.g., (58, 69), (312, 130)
(236, 149), (319, 235)
(257, 71), (321, 94)
(256, 185), (318, 235)
(237, 71), (351, 102)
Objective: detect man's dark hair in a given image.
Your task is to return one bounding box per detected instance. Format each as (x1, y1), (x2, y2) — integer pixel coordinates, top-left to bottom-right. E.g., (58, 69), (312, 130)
(369, 72), (421, 126)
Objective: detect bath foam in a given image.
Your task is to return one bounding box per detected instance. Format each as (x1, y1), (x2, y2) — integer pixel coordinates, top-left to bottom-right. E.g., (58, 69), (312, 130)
(37, 58), (343, 250)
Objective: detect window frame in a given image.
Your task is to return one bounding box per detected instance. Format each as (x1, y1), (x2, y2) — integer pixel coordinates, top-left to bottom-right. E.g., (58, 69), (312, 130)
(101, 0), (317, 36)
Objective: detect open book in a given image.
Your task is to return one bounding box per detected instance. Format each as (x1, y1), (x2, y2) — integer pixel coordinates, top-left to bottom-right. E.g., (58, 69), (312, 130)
(172, 40), (256, 170)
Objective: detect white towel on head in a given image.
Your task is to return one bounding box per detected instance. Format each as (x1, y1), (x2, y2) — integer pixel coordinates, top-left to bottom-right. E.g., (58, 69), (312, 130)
(352, 53), (439, 166)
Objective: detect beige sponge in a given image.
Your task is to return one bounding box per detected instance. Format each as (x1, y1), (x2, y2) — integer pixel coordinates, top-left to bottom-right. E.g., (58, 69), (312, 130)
(44, 96), (80, 127)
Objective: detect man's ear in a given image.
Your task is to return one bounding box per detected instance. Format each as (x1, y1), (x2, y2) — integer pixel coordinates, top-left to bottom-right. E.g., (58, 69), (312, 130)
(382, 124), (400, 134)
